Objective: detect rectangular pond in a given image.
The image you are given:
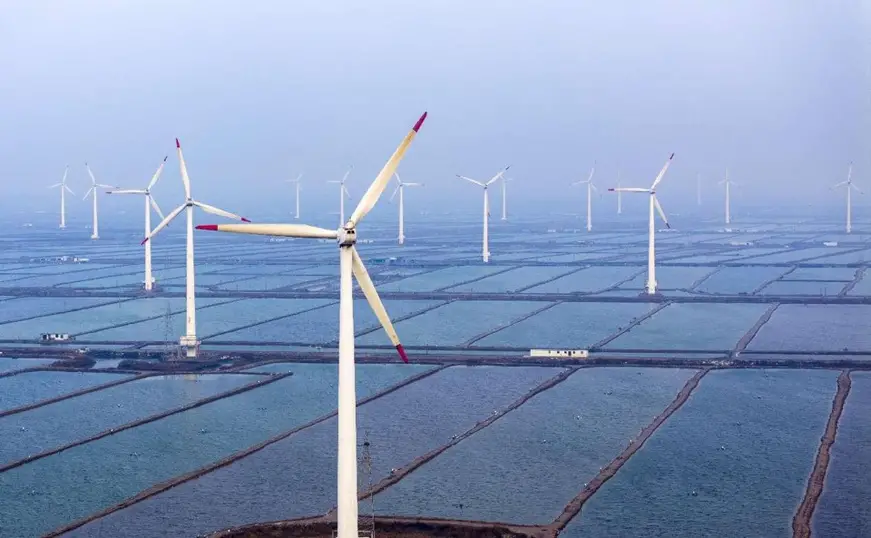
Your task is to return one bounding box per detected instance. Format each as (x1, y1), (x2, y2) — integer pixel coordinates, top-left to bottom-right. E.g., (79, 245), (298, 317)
(604, 303), (770, 351)
(746, 305), (871, 352)
(473, 302), (653, 349)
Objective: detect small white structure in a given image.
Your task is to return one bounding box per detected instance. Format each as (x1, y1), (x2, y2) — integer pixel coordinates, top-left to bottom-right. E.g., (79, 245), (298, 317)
(41, 333), (73, 342)
(823, 241), (839, 247)
(530, 348), (589, 359)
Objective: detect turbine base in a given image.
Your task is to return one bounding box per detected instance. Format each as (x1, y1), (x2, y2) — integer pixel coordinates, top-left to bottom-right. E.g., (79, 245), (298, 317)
(179, 336), (200, 359)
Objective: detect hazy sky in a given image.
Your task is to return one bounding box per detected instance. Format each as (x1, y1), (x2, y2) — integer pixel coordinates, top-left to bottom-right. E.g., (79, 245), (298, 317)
(1, 1), (868, 222)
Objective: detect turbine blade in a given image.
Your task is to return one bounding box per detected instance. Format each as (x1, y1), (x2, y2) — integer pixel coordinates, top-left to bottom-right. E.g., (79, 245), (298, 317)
(348, 112), (427, 227)
(143, 203), (186, 244)
(86, 163), (97, 186)
(61, 165), (69, 184)
(195, 223), (338, 239)
(608, 187), (649, 193)
(833, 181), (848, 189)
(64, 185), (75, 195)
(147, 156), (169, 190)
(486, 166), (510, 186)
(192, 201), (251, 222)
(48, 183), (62, 189)
(107, 189), (147, 195)
(176, 139), (192, 199)
(590, 183), (598, 192)
(394, 172), (403, 186)
(650, 153), (675, 190)
(83, 188), (92, 201)
(653, 195), (670, 228)
(389, 185), (399, 202)
(458, 175), (485, 187)
(96, 184), (117, 189)
(404, 182), (423, 187)
(150, 196), (165, 219)
(343, 185), (351, 199)
(351, 246), (408, 363)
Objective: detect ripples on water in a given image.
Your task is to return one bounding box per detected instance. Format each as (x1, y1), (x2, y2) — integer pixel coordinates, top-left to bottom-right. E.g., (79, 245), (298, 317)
(564, 369), (836, 538)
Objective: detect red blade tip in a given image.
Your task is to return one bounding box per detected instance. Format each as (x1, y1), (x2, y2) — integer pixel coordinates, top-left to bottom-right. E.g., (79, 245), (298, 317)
(241, 217), (251, 223)
(175, 138), (181, 148)
(196, 224), (218, 231)
(669, 152), (675, 159)
(140, 237), (149, 245)
(396, 344), (409, 364)
(413, 112), (427, 133)
(607, 188), (616, 191)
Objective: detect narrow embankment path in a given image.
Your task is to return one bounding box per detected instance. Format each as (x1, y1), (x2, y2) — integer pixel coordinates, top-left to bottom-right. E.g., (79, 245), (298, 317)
(792, 370), (852, 538)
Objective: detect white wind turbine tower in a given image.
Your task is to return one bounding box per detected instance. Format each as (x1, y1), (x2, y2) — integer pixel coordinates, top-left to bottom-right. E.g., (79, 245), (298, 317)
(142, 139), (250, 358)
(616, 170), (622, 215)
(196, 112), (426, 538)
(573, 164), (597, 231)
(609, 153), (674, 295)
(83, 163), (117, 239)
(833, 162), (861, 234)
(719, 169), (736, 225)
(500, 176), (511, 221)
(48, 166), (73, 229)
(287, 173), (302, 219)
(390, 172), (423, 245)
(458, 166), (510, 263)
(107, 157), (167, 290)
(328, 168), (352, 226)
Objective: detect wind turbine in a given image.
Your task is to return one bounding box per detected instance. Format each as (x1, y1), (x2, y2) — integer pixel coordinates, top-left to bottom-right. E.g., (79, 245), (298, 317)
(328, 168), (352, 226)
(83, 163), (117, 239)
(616, 170), (622, 215)
(500, 175), (511, 221)
(142, 139), (250, 358)
(390, 172), (423, 245)
(609, 153), (674, 295)
(573, 164), (597, 232)
(718, 169), (737, 225)
(196, 111), (426, 538)
(107, 157), (167, 290)
(287, 173), (302, 219)
(48, 166), (73, 229)
(458, 166), (509, 263)
(833, 162), (861, 234)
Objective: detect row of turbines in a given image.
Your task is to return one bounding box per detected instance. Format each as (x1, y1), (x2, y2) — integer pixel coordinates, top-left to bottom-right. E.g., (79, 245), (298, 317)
(37, 112), (863, 538)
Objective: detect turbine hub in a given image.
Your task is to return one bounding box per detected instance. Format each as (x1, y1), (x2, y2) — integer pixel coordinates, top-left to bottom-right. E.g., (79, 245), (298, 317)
(338, 227), (357, 247)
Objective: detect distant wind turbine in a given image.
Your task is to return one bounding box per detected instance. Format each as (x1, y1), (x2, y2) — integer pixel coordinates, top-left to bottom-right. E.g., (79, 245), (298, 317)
(458, 166), (509, 263)
(500, 176), (511, 221)
(610, 154), (674, 295)
(142, 139), (250, 358)
(390, 172), (422, 245)
(833, 162), (862, 234)
(616, 170), (622, 215)
(83, 163), (117, 239)
(718, 169), (738, 225)
(572, 164), (597, 232)
(107, 157), (167, 290)
(328, 168), (352, 226)
(287, 173), (302, 219)
(48, 165), (73, 229)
